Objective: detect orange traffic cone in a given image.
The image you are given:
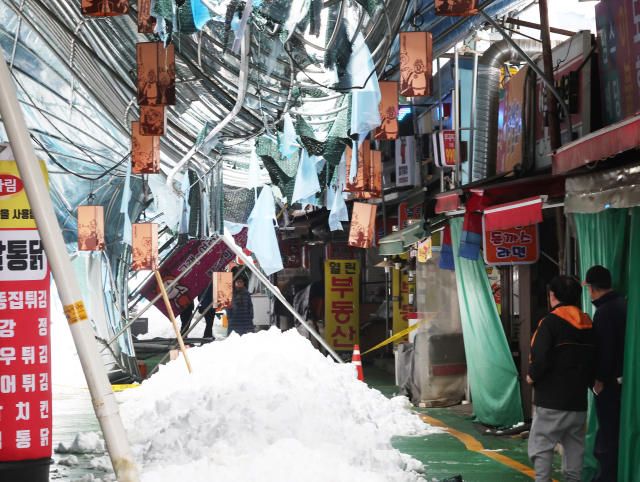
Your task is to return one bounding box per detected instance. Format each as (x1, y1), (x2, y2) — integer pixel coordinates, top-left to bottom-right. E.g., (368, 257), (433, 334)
(352, 345), (364, 382)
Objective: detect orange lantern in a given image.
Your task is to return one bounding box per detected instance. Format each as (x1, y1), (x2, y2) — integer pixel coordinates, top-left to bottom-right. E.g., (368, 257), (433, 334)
(132, 121), (160, 174)
(348, 202), (377, 249)
(399, 32), (433, 97)
(82, 0), (128, 16)
(132, 223), (158, 271)
(77, 205), (105, 251)
(435, 0), (478, 16)
(137, 42), (176, 106)
(138, 0), (156, 33)
(212, 272), (233, 310)
(345, 140), (371, 193)
(353, 150), (382, 200)
(375, 82), (399, 140)
(140, 106), (167, 136)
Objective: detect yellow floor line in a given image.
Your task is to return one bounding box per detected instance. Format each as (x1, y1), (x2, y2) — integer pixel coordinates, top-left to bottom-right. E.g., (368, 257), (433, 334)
(420, 414), (557, 482)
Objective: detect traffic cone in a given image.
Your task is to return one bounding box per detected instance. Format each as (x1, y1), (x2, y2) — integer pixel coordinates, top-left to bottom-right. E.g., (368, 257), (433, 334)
(352, 344), (364, 382)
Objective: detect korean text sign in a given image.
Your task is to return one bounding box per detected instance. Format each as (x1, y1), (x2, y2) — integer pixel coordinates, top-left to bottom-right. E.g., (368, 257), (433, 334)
(483, 221), (539, 266)
(0, 154), (52, 461)
(392, 264), (415, 346)
(324, 260), (359, 360)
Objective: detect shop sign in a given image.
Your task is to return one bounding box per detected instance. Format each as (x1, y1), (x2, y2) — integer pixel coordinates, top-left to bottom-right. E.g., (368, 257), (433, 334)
(486, 267), (501, 315)
(324, 260), (359, 360)
(394, 136), (415, 187)
(483, 222), (539, 266)
(497, 66), (526, 174)
(392, 260), (415, 346)
(280, 243), (305, 269)
(0, 155), (52, 461)
(398, 202), (422, 230)
(435, 130), (456, 167)
(325, 244), (355, 260)
(375, 82), (399, 140)
(417, 237), (432, 263)
(373, 217), (397, 247)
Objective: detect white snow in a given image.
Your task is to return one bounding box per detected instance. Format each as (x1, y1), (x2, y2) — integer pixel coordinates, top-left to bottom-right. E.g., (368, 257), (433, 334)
(134, 303), (207, 340)
(89, 455), (114, 472)
(58, 455), (79, 466)
(119, 328), (440, 481)
(55, 432), (106, 454)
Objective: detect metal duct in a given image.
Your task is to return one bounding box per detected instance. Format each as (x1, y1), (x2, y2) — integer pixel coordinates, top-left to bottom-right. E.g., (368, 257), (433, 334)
(472, 39), (542, 180)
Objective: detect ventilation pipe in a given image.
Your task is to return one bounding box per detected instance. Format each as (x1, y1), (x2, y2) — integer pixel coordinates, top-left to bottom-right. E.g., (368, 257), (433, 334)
(472, 39), (542, 181)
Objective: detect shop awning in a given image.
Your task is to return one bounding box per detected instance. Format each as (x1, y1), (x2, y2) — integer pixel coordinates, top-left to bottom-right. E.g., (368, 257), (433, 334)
(378, 221), (427, 256)
(552, 113), (640, 175)
(483, 196), (547, 231)
(435, 190), (462, 213)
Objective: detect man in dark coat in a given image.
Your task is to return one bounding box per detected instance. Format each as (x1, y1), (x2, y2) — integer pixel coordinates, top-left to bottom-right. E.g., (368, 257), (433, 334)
(227, 270), (254, 336)
(527, 275), (601, 482)
(585, 266), (627, 482)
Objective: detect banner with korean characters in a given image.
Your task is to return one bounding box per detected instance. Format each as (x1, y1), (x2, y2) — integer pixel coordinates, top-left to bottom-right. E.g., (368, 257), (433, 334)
(392, 255), (415, 347)
(398, 202), (423, 230)
(482, 221), (539, 266)
(0, 151), (52, 461)
(324, 260), (359, 360)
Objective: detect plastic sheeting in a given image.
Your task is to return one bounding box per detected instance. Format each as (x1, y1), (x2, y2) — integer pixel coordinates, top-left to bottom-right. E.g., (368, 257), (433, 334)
(291, 149), (320, 204)
(449, 217), (523, 427)
(246, 186), (283, 276)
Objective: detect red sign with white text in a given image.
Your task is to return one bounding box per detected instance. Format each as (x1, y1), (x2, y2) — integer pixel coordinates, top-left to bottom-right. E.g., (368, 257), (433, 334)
(483, 221), (539, 266)
(398, 203), (422, 230)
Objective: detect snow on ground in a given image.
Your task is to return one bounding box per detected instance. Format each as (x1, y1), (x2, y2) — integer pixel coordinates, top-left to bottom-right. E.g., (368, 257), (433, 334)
(135, 303), (208, 340)
(119, 328), (441, 482)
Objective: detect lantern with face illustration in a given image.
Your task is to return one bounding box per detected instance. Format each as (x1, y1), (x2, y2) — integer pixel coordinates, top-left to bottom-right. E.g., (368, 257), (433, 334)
(399, 32), (433, 98)
(139, 106), (167, 136)
(345, 140), (371, 193)
(375, 82), (399, 141)
(138, 0), (156, 32)
(132, 121), (160, 173)
(435, 0), (479, 16)
(82, 0), (128, 16)
(348, 202), (377, 249)
(77, 205), (105, 251)
(212, 272), (233, 310)
(353, 150), (382, 200)
(132, 223), (158, 271)
(137, 42), (175, 106)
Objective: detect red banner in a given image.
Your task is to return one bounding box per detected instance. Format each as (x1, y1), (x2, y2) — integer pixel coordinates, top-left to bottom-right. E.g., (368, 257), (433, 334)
(483, 223), (539, 266)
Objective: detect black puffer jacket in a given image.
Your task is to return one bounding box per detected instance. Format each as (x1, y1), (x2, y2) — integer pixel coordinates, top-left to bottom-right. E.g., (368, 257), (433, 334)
(227, 287), (254, 336)
(591, 291), (627, 385)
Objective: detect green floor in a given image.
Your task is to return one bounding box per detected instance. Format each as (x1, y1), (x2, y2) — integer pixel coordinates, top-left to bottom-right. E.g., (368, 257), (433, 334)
(363, 363), (565, 482)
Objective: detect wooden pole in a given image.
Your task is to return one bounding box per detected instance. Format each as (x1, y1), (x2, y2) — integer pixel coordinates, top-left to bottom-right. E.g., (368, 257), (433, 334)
(154, 269), (193, 373)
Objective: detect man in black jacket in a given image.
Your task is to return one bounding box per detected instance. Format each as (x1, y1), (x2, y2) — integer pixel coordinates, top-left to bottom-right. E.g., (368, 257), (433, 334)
(527, 275), (601, 482)
(584, 266), (627, 482)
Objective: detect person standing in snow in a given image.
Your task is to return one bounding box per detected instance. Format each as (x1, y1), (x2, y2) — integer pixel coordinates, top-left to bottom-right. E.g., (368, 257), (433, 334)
(227, 268), (254, 336)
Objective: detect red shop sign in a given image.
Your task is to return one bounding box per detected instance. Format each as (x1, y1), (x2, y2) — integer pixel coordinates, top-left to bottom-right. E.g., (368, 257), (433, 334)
(483, 221), (539, 266)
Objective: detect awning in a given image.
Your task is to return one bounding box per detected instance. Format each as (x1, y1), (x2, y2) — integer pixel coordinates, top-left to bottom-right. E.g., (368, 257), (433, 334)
(435, 190), (462, 213)
(552, 113), (640, 175)
(378, 221), (428, 256)
(483, 196), (547, 231)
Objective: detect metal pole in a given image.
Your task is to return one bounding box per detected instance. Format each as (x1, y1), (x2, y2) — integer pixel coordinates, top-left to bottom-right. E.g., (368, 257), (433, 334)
(453, 43), (461, 186)
(0, 48), (140, 482)
(538, 0), (561, 150)
(437, 56), (444, 193)
(469, 47), (478, 176)
(380, 176), (391, 355)
(221, 234), (345, 364)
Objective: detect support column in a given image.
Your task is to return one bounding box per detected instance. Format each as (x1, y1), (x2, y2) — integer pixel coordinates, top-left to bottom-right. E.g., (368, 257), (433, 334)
(518, 264), (534, 420)
(539, 0), (561, 150)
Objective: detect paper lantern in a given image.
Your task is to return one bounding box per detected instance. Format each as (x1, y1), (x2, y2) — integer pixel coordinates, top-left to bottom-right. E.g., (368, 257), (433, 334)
(82, 0), (128, 16)
(375, 82), (399, 140)
(435, 0), (478, 16)
(353, 150), (382, 200)
(138, 0), (156, 33)
(132, 223), (158, 271)
(212, 272), (233, 310)
(140, 106), (167, 136)
(132, 121), (160, 174)
(137, 42), (176, 106)
(399, 32), (433, 97)
(348, 202), (377, 249)
(77, 205), (105, 251)
(345, 140), (371, 193)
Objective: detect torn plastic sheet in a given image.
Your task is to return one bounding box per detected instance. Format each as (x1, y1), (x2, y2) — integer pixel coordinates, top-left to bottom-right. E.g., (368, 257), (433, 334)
(348, 32), (381, 139)
(291, 149), (321, 204)
(328, 185), (348, 231)
(246, 146), (262, 190)
(279, 112), (297, 158)
(246, 186), (283, 276)
(232, 0), (254, 54)
(119, 161), (133, 245)
(191, 0), (211, 29)
(149, 174), (182, 229)
(266, 37), (284, 76)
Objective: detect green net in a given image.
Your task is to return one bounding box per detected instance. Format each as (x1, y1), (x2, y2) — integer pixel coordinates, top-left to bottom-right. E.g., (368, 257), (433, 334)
(187, 169), (200, 237)
(223, 185), (257, 224)
(321, 94), (352, 167)
(355, 0), (383, 17)
(295, 116), (324, 156)
(449, 217), (524, 428)
(177, 0), (198, 35)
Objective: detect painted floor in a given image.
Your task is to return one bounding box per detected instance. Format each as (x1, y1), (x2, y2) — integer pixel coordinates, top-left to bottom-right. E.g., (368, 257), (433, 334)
(363, 363), (565, 482)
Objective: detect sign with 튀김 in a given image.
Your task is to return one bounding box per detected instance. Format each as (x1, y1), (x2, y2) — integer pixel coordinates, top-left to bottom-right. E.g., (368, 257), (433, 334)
(324, 260), (359, 361)
(483, 221), (539, 266)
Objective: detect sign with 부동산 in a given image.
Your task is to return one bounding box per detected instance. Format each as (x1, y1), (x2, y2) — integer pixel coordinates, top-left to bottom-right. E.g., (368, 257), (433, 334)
(324, 260), (359, 360)
(483, 221), (539, 266)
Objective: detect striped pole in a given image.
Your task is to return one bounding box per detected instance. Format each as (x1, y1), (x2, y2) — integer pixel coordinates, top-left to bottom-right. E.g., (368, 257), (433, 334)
(352, 345), (364, 382)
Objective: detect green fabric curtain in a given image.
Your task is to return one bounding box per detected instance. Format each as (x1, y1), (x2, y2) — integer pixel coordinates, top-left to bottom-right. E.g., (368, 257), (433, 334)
(450, 218), (524, 427)
(574, 209), (630, 481)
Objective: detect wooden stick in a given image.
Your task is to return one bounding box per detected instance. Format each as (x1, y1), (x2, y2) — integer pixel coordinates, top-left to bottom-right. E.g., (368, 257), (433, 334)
(154, 269), (193, 373)
(505, 17), (576, 37)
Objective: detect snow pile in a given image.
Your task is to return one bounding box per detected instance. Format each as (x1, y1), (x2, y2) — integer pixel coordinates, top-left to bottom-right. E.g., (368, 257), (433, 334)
(89, 455), (114, 472)
(55, 432), (105, 454)
(120, 329), (439, 482)
(57, 455), (79, 466)
(134, 303), (207, 340)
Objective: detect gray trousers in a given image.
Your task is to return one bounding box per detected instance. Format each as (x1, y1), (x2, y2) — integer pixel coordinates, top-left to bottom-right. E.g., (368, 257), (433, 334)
(528, 407), (588, 482)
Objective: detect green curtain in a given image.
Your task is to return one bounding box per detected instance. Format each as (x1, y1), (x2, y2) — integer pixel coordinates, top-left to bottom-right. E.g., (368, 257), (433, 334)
(450, 218), (524, 427)
(574, 208), (630, 482)
(619, 207), (640, 482)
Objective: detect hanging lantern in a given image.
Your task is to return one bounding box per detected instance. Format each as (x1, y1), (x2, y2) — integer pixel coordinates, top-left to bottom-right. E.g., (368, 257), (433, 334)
(212, 272), (233, 310)
(399, 32), (433, 97)
(345, 140), (371, 193)
(138, 0), (156, 33)
(375, 82), (399, 140)
(139, 106), (167, 136)
(77, 205), (105, 251)
(82, 0), (128, 16)
(435, 0), (478, 16)
(132, 223), (158, 271)
(348, 202), (377, 249)
(137, 42), (176, 106)
(353, 150), (382, 200)
(132, 121), (160, 174)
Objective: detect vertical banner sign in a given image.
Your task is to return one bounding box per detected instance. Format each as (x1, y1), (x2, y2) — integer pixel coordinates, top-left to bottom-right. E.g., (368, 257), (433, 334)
(496, 67), (526, 174)
(345, 140), (371, 193)
(436, 131), (456, 167)
(434, 0), (478, 16)
(137, 0), (156, 32)
(0, 148), (52, 461)
(212, 272), (233, 310)
(132, 121), (161, 174)
(376, 82), (399, 140)
(348, 202), (377, 249)
(399, 32), (433, 97)
(324, 260), (359, 360)
(139, 106), (167, 136)
(482, 222), (539, 266)
(417, 237), (432, 263)
(398, 202), (423, 230)
(392, 262), (415, 346)
(395, 136), (415, 187)
(137, 42), (176, 106)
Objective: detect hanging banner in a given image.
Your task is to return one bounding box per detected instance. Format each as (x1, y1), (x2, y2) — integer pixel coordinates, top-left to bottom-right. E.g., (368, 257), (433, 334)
(392, 260), (415, 347)
(345, 140), (371, 193)
(137, 42), (176, 106)
(483, 222), (539, 266)
(398, 202), (423, 230)
(375, 82), (399, 140)
(139, 106), (168, 136)
(435, 130), (456, 167)
(137, 0), (156, 32)
(324, 260), (359, 360)
(212, 272), (233, 310)
(399, 32), (433, 97)
(132, 121), (161, 174)
(417, 237), (432, 263)
(0, 151), (52, 461)
(395, 136), (415, 187)
(82, 0), (128, 16)
(497, 67), (526, 174)
(434, 0), (478, 16)
(348, 202), (377, 249)
(139, 230), (248, 319)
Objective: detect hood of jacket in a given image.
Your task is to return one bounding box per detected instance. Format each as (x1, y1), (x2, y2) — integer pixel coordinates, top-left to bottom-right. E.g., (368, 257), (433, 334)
(552, 305), (592, 329)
